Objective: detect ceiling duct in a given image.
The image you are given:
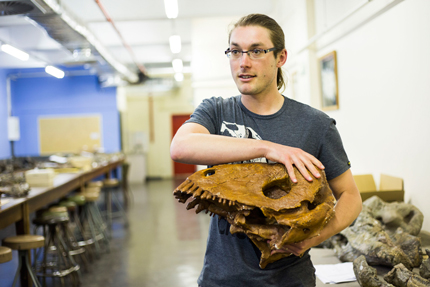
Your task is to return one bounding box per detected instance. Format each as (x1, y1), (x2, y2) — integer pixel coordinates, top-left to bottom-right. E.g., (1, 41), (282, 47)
(0, 1), (33, 15)
(0, 0), (139, 83)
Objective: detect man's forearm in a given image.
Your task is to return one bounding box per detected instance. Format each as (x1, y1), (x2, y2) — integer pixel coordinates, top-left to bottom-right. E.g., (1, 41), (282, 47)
(316, 169), (362, 243)
(170, 122), (325, 183)
(314, 189), (362, 243)
(171, 132), (267, 165)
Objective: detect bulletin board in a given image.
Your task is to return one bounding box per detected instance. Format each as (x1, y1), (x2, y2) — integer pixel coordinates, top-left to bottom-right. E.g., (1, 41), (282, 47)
(39, 115), (102, 154)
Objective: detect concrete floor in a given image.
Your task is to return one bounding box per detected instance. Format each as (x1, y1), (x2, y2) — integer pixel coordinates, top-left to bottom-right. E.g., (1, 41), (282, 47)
(1, 178), (429, 286)
(80, 179), (210, 287)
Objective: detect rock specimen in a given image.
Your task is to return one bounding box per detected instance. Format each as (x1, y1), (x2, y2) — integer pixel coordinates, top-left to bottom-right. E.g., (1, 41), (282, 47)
(420, 250), (430, 279)
(0, 173), (30, 197)
(384, 263), (430, 287)
(332, 196), (423, 270)
(363, 196), (424, 236)
(173, 163), (336, 268)
(353, 255), (394, 287)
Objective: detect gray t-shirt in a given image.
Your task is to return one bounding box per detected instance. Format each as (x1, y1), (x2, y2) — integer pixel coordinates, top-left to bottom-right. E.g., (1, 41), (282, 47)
(186, 95), (350, 287)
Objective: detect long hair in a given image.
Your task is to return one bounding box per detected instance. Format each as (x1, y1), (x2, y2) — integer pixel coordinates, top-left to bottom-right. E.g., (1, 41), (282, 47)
(229, 14), (286, 91)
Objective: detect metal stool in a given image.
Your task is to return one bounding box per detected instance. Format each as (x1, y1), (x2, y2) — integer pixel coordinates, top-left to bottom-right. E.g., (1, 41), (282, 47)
(33, 207), (81, 286)
(58, 200), (91, 270)
(3, 235), (44, 287)
(0, 246), (12, 263)
(64, 195), (96, 262)
(103, 178), (129, 235)
(80, 191), (110, 258)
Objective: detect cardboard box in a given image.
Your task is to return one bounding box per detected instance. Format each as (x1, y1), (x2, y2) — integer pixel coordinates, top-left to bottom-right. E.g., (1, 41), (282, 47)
(353, 174), (404, 202)
(25, 168), (55, 187)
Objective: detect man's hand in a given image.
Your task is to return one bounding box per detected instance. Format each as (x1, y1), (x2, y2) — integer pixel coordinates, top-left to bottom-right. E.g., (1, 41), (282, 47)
(264, 141), (325, 183)
(270, 236), (322, 257)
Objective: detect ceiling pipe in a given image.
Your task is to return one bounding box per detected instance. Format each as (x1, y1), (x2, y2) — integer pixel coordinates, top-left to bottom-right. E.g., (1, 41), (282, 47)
(94, 0), (147, 77)
(38, 0), (139, 83)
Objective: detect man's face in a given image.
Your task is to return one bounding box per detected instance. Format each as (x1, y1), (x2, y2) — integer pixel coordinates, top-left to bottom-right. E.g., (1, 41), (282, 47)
(228, 25), (285, 97)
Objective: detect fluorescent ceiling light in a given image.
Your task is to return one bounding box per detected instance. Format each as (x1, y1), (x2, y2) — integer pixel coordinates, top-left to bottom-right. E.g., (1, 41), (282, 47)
(164, 0), (178, 19)
(172, 59), (183, 73)
(174, 73), (184, 82)
(169, 35), (181, 54)
(0, 44), (29, 61)
(45, 66), (65, 79)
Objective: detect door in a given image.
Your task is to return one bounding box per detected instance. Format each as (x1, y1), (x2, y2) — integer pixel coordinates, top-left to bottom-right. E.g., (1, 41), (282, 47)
(172, 115), (196, 177)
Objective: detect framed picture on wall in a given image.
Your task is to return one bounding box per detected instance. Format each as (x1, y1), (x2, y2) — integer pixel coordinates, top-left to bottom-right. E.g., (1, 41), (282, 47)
(319, 51), (339, 111)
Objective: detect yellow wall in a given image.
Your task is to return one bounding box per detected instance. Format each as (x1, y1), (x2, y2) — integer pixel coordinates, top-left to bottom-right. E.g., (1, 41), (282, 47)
(120, 74), (194, 179)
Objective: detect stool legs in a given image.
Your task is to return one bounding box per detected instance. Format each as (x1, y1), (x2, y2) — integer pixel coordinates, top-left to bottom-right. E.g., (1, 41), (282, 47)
(13, 250), (42, 287)
(104, 186), (129, 235)
(105, 190), (113, 236)
(61, 221), (90, 272)
(34, 223), (81, 286)
(81, 201), (110, 258)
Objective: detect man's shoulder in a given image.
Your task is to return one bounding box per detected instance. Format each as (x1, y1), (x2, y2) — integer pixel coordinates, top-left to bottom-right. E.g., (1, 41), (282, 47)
(285, 97), (332, 122)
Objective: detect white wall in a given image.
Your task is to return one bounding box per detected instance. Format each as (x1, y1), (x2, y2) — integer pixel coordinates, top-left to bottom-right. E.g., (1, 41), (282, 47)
(319, 0), (430, 232)
(190, 0), (430, 231)
(274, 0), (430, 231)
(191, 16), (244, 106)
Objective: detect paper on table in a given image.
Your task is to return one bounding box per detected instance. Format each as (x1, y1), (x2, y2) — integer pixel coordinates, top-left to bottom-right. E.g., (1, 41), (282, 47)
(315, 262), (356, 284)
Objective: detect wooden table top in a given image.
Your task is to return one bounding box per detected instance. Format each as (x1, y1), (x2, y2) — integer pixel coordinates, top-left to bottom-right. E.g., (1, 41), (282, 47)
(0, 159), (123, 230)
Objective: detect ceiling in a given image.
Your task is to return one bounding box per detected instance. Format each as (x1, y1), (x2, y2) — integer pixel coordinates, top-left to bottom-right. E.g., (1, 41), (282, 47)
(0, 0), (274, 84)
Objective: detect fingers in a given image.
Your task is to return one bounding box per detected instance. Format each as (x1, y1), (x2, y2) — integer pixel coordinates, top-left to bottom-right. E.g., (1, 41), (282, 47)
(284, 163), (298, 183)
(270, 246), (302, 257)
(265, 143), (325, 183)
(284, 151), (323, 183)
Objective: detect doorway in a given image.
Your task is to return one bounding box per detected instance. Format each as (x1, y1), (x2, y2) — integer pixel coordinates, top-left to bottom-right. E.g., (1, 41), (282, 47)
(172, 114), (196, 177)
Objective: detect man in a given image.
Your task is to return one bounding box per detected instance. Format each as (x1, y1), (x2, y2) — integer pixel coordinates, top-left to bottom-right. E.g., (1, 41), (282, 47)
(170, 14), (362, 287)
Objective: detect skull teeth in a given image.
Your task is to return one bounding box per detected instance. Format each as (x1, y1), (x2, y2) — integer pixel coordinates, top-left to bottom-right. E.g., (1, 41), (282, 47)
(179, 179), (194, 191)
(195, 203), (206, 214)
(186, 198), (200, 210)
(194, 187), (203, 197)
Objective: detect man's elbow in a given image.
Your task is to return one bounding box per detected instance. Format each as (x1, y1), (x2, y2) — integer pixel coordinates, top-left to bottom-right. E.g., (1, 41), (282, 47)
(170, 143), (181, 162)
(170, 139), (188, 163)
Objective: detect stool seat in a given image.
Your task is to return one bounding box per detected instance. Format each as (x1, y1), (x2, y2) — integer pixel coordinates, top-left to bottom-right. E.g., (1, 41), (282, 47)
(59, 200), (77, 212)
(68, 194), (86, 206)
(83, 192), (100, 202)
(3, 235), (45, 250)
(87, 181), (103, 188)
(49, 206), (68, 213)
(83, 186), (101, 194)
(33, 208), (70, 225)
(103, 178), (119, 187)
(0, 246), (12, 263)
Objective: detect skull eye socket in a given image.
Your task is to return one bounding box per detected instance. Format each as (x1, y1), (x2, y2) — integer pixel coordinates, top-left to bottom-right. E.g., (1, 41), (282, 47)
(204, 169), (216, 177)
(263, 179), (292, 199)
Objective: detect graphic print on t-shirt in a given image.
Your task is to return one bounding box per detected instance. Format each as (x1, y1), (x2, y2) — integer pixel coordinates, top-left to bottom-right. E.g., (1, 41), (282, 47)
(220, 121), (267, 163)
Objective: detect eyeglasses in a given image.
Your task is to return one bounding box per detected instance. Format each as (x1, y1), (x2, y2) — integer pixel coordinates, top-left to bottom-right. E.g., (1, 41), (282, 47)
(225, 47), (277, 60)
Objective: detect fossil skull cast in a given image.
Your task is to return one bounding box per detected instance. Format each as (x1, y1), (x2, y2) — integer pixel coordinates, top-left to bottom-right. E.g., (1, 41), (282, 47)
(173, 163), (336, 269)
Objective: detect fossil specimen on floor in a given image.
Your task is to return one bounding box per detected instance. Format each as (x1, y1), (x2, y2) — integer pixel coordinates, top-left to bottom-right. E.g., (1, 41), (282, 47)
(332, 196), (423, 270)
(353, 255), (394, 287)
(420, 249), (430, 279)
(384, 263), (430, 287)
(173, 163), (336, 269)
